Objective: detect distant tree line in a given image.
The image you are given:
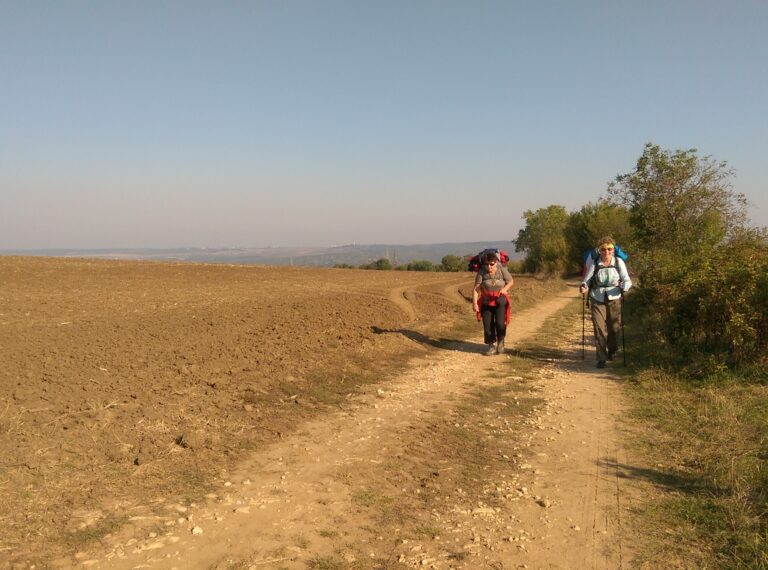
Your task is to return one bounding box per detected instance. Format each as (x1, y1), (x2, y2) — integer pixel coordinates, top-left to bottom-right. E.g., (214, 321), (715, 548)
(335, 255), (461, 272)
(334, 253), (526, 273)
(514, 142), (768, 369)
(335, 254), (527, 274)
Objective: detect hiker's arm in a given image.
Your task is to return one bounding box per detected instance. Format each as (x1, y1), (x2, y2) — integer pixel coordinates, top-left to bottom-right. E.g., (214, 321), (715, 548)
(500, 268), (513, 294)
(472, 284), (481, 311)
(580, 265), (595, 294)
(619, 259), (632, 292)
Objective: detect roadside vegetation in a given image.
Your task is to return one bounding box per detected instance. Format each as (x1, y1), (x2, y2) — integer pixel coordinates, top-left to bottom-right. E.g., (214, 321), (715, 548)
(623, 312), (768, 568)
(514, 142), (768, 568)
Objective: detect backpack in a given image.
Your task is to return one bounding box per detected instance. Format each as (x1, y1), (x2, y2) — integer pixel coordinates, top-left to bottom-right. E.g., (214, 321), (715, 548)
(467, 248), (509, 272)
(581, 244), (628, 276)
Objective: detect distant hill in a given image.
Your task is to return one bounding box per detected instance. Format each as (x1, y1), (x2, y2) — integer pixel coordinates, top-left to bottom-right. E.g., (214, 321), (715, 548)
(1, 241), (520, 268)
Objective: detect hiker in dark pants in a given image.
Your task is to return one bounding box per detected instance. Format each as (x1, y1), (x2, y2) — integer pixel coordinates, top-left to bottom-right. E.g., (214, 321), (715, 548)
(580, 237), (632, 368)
(472, 251), (514, 355)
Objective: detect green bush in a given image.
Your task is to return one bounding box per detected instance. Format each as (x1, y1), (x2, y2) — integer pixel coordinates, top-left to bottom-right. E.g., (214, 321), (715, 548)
(405, 260), (434, 272)
(359, 258), (393, 270)
(661, 232), (768, 367)
(440, 255), (465, 272)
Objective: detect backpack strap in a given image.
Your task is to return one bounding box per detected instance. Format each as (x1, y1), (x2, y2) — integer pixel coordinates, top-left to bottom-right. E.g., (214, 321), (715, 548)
(588, 259), (618, 290)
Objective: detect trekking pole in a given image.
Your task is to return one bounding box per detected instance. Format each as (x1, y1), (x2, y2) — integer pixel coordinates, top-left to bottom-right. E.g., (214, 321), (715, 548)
(581, 291), (586, 360)
(620, 288), (627, 366)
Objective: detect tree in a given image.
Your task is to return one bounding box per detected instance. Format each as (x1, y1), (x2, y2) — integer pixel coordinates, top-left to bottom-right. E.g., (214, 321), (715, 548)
(565, 202), (632, 273)
(610, 143), (765, 368)
(440, 255), (465, 272)
(609, 143), (746, 268)
(514, 205), (570, 274)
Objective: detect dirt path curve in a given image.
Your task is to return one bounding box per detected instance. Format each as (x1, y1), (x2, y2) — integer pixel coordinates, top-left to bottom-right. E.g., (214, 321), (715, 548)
(81, 285), (633, 570)
(388, 275), (471, 323)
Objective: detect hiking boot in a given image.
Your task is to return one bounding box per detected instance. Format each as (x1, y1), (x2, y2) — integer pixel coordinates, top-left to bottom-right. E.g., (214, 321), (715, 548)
(496, 340), (505, 354)
(485, 343), (496, 356)
(596, 361), (606, 369)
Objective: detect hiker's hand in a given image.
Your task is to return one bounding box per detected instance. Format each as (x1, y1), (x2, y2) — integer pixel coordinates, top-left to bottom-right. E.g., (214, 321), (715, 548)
(472, 303), (479, 312)
(579, 284), (587, 294)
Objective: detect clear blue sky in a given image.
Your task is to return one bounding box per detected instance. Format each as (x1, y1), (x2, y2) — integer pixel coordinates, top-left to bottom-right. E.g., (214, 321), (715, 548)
(2, 1), (766, 249)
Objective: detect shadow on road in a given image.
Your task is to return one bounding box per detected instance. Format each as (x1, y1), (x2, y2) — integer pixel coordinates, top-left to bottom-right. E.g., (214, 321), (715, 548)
(371, 326), (486, 354)
(509, 346), (571, 362)
(512, 344), (631, 370)
(599, 460), (714, 496)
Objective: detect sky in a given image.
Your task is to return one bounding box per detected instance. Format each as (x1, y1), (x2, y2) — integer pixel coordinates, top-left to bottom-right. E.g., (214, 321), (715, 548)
(2, 0), (767, 249)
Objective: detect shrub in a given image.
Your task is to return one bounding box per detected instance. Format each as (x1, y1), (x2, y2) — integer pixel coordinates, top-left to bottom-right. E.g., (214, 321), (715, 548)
(405, 260), (434, 272)
(359, 258), (393, 270)
(440, 255), (465, 272)
(662, 231), (768, 367)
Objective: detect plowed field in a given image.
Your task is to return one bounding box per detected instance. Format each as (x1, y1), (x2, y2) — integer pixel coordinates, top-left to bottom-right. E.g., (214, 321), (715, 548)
(0, 256), (564, 567)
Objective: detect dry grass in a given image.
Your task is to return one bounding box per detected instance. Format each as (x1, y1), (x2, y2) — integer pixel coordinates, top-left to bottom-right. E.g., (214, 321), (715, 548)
(623, 302), (768, 569)
(0, 402), (27, 436)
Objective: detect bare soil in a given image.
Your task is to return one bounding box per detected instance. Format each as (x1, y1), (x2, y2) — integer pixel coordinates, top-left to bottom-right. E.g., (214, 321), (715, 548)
(1, 257), (644, 569)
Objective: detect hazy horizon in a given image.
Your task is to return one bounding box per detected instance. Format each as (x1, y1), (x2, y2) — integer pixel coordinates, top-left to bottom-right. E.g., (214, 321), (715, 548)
(0, 238), (516, 253)
(2, 1), (766, 250)
(0, 239), (522, 268)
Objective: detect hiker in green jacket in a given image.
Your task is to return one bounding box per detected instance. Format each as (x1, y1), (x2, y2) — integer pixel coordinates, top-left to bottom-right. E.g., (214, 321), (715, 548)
(580, 237), (632, 368)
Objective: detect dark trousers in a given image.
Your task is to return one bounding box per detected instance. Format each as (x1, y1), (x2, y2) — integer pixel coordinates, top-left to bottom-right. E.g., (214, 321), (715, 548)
(481, 296), (508, 344)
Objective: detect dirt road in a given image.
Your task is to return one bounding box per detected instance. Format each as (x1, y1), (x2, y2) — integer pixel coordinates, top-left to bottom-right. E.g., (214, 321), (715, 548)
(73, 285), (635, 569)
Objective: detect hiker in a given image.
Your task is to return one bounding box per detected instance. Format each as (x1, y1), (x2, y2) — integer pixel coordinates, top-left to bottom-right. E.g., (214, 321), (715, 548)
(472, 251), (514, 355)
(580, 237), (632, 368)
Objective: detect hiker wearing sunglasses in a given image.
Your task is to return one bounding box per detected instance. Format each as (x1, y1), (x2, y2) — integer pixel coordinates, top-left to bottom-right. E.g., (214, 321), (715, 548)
(472, 251), (514, 355)
(580, 237), (632, 368)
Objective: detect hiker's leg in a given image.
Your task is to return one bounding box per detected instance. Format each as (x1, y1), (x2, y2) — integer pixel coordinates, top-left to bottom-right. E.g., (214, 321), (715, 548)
(494, 296), (508, 342)
(606, 299), (621, 355)
(493, 297), (508, 354)
(481, 305), (496, 344)
(590, 301), (609, 362)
